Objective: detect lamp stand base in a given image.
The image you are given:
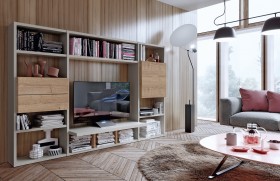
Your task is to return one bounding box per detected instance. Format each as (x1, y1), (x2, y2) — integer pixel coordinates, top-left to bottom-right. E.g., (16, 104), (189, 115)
(185, 104), (194, 133)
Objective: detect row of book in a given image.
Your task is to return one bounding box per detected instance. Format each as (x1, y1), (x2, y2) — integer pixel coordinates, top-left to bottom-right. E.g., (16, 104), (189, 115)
(69, 135), (92, 153)
(17, 29), (63, 54)
(69, 37), (136, 60)
(16, 114), (31, 130)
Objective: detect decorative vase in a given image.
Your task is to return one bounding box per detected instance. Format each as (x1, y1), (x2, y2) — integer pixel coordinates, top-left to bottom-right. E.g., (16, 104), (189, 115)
(24, 60), (33, 77)
(38, 59), (46, 77)
(33, 64), (42, 77)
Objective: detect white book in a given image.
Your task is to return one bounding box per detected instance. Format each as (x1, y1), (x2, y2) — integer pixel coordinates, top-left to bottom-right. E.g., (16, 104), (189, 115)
(23, 114), (29, 129)
(16, 115), (20, 130)
(20, 115), (26, 130)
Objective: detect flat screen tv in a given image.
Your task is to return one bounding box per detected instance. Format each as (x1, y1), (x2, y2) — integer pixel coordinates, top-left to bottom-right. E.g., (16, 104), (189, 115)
(73, 81), (130, 126)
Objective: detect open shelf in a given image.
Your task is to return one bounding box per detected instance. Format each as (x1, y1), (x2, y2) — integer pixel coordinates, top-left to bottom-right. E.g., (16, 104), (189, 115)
(139, 113), (164, 119)
(69, 55), (138, 64)
(15, 153), (67, 167)
(68, 139), (139, 155)
(17, 50), (67, 58)
(16, 125), (66, 133)
(69, 122), (146, 136)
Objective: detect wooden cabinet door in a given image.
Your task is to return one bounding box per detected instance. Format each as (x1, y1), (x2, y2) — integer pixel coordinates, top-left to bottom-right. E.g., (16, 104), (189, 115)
(17, 77), (69, 113)
(140, 62), (166, 98)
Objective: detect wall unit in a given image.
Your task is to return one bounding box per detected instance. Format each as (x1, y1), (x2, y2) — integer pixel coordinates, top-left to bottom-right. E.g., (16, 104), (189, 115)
(8, 22), (166, 166)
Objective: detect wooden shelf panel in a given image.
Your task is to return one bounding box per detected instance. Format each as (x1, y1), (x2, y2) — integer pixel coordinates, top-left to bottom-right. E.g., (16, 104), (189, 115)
(15, 153), (67, 167)
(17, 50), (67, 58)
(15, 22), (66, 34)
(69, 55), (138, 64)
(16, 125), (66, 133)
(69, 122), (146, 136)
(139, 114), (164, 119)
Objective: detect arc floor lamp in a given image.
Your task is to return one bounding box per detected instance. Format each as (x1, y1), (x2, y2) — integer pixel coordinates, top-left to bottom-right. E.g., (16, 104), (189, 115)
(170, 24), (197, 133)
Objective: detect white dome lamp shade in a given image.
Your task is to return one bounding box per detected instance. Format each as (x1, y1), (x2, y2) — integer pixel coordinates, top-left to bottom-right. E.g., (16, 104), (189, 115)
(170, 24), (197, 47)
(262, 16), (280, 35)
(214, 26), (236, 42)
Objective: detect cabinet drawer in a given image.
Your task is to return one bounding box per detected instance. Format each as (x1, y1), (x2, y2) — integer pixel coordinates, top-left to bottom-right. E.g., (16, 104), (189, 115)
(17, 77), (69, 113)
(140, 62), (166, 98)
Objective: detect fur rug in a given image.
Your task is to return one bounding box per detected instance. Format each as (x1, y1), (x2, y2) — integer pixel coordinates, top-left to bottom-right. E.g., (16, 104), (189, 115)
(138, 141), (280, 181)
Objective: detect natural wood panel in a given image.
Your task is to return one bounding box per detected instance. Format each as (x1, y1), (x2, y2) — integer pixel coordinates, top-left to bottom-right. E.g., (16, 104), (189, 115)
(18, 94), (69, 113)
(140, 62), (166, 98)
(18, 77), (69, 95)
(0, 0), (196, 164)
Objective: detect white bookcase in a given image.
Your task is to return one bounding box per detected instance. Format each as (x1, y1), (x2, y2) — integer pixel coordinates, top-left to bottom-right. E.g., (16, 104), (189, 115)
(8, 22), (166, 166)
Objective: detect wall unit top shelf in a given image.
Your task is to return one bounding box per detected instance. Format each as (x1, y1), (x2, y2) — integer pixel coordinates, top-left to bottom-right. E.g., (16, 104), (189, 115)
(69, 122), (146, 136)
(15, 22), (66, 34)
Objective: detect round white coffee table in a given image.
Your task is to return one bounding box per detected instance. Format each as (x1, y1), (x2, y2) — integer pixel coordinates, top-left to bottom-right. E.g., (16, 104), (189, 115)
(200, 132), (280, 179)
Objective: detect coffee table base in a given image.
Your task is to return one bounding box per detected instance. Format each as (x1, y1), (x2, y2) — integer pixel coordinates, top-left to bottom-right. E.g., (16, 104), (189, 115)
(208, 155), (244, 179)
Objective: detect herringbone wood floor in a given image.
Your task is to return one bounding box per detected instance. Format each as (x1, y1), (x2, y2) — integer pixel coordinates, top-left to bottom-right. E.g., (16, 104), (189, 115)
(0, 121), (232, 181)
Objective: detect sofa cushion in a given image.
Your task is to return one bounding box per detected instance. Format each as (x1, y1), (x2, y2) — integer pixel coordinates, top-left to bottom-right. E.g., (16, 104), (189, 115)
(230, 111), (280, 131)
(267, 91), (280, 113)
(239, 88), (268, 111)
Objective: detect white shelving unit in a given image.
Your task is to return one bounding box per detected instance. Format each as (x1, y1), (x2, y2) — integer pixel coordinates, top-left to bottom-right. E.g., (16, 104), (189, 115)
(8, 22), (166, 166)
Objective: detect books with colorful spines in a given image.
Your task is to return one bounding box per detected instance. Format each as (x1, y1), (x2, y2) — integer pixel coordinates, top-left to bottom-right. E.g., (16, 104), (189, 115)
(69, 37), (82, 55)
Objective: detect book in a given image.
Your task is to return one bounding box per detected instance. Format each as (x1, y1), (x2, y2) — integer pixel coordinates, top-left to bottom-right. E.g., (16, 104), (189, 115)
(16, 115), (20, 130)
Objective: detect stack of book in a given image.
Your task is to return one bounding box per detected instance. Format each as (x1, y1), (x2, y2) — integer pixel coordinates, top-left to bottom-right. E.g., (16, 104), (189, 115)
(42, 40), (63, 54)
(122, 43), (136, 60)
(69, 135), (92, 153)
(97, 132), (115, 148)
(33, 114), (64, 128)
(16, 114), (31, 130)
(140, 119), (161, 138)
(119, 129), (134, 143)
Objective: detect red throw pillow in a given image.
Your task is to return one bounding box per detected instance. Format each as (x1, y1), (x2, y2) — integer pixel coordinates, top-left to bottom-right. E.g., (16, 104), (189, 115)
(267, 91), (280, 113)
(239, 88), (268, 111)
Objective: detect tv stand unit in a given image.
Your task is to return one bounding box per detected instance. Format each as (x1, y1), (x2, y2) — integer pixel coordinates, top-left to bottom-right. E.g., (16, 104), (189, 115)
(8, 22), (166, 166)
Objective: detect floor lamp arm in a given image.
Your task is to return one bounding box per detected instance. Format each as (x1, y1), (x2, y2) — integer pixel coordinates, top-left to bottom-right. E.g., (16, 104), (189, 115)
(187, 50), (195, 105)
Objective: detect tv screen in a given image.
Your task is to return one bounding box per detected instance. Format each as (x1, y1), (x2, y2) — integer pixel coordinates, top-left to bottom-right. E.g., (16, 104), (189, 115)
(73, 81), (130, 125)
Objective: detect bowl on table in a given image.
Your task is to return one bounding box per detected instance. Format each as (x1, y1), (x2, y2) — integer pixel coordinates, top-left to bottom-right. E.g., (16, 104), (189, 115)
(268, 140), (280, 150)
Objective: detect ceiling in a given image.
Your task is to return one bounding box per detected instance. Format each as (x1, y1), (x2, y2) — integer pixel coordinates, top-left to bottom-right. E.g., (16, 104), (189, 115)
(158, 0), (225, 11)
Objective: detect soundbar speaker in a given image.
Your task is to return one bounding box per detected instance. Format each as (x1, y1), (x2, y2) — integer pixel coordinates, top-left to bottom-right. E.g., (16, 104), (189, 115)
(185, 104), (194, 133)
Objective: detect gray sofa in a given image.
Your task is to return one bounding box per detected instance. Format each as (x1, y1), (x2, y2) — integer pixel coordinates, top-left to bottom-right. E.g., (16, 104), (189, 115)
(219, 97), (280, 131)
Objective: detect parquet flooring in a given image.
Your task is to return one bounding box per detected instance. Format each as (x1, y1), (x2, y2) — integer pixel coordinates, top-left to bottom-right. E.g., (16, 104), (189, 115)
(0, 120), (232, 181)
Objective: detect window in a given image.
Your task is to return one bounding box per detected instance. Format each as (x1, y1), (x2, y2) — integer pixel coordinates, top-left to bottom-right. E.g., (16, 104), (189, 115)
(266, 35), (280, 92)
(220, 28), (262, 98)
(197, 0), (239, 33)
(249, 0), (280, 24)
(197, 36), (217, 120)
